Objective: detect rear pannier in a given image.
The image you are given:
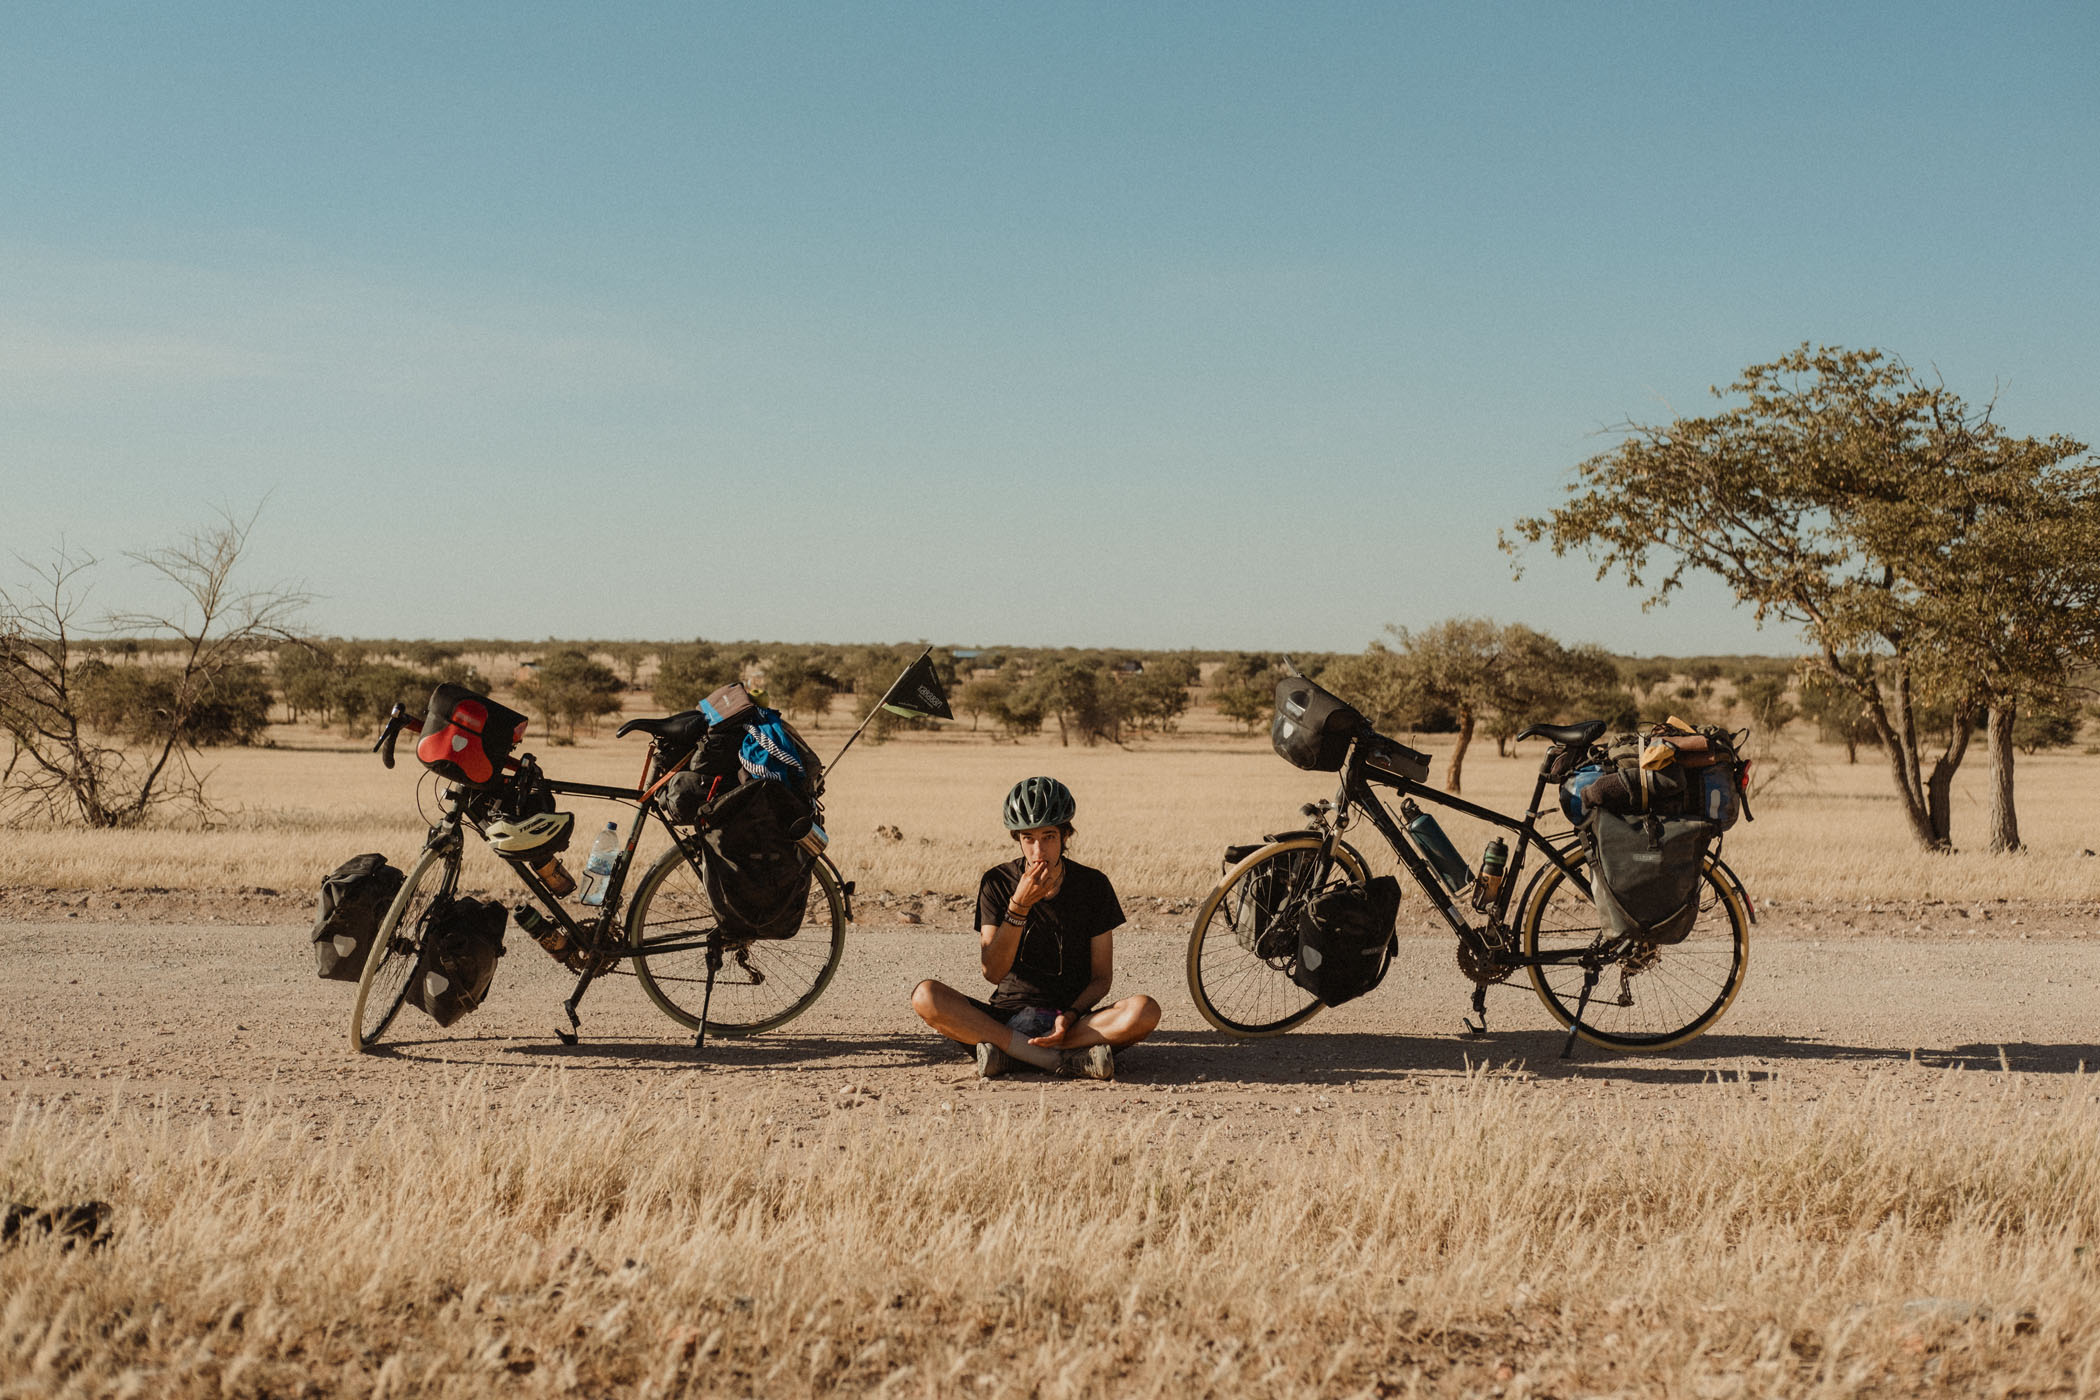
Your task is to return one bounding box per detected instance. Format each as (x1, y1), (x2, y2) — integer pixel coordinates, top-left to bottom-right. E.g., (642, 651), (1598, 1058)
(1582, 812), (1716, 945)
(1272, 676), (1365, 772)
(416, 684), (529, 787)
(408, 896), (507, 1026)
(310, 853), (404, 982)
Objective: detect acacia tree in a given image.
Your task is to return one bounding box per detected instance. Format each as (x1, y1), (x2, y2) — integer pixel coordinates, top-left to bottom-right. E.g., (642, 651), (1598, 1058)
(1508, 344), (2100, 852)
(1, 513), (307, 827)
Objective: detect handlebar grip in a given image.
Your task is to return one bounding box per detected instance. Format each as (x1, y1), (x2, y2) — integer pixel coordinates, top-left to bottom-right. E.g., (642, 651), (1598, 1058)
(373, 702), (409, 769)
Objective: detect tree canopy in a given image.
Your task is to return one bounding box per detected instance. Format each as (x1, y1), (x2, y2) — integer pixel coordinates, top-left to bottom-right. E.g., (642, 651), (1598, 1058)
(1508, 344), (2100, 851)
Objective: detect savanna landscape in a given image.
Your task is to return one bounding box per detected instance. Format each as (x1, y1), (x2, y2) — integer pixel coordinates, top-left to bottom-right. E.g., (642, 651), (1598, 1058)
(4, 630), (2099, 1398)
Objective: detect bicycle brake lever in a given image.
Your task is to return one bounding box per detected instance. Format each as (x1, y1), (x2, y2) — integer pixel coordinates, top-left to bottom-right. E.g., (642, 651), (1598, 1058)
(374, 703), (407, 768)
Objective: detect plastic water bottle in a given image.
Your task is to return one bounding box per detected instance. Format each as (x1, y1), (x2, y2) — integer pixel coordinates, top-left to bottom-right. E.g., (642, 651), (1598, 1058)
(579, 821), (620, 906)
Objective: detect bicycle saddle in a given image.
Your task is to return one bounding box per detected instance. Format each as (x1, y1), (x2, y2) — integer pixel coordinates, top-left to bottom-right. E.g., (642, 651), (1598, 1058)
(1514, 719), (1609, 747)
(615, 709), (710, 750)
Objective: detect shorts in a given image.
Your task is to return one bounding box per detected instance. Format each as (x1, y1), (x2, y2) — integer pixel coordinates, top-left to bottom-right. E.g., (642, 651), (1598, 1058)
(966, 998), (1061, 1040)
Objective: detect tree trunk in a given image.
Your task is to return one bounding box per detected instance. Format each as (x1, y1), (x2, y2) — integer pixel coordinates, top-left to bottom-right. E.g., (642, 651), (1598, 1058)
(1844, 738), (1857, 764)
(1445, 705), (1474, 794)
(1986, 704), (2022, 852)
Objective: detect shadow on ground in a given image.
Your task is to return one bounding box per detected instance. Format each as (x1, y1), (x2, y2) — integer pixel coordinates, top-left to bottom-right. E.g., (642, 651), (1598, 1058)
(356, 1028), (2100, 1083)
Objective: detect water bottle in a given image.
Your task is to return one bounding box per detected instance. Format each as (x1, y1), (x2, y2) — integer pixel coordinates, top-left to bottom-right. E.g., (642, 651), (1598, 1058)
(579, 821), (619, 906)
(514, 903), (568, 960)
(1401, 799), (1472, 892)
(1471, 836), (1509, 911)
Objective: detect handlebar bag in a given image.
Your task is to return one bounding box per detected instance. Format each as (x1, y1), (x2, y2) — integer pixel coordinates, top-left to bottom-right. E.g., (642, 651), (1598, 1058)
(310, 853), (404, 982)
(407, 896), (507, 1027)
(416, 684), (529, 787)
(1271, 675), (1363, 771)
(1288, 875), (1402, 1006)
(1581, 812), (1716, 945)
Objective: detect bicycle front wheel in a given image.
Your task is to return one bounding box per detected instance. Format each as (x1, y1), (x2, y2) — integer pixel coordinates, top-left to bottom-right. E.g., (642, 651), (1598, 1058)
(350, 843), (457, 1054)
(626, 842), (848, 1036)
(1186, 838), (1369, 1037)
(1519, 848), (1749, 1051)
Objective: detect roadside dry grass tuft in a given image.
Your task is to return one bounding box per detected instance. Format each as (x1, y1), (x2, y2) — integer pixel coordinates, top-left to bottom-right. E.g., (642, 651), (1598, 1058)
(4, 1072), (2096, 1396)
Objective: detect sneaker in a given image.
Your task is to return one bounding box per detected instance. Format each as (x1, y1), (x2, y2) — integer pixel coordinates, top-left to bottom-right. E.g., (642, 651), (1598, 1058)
(975, 1040), (1012, 1079)
(1057, 1044), (1114, 1081)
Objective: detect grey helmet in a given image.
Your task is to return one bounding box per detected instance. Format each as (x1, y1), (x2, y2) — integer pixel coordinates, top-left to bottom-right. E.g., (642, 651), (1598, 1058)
(1002, 776), (1076, 831)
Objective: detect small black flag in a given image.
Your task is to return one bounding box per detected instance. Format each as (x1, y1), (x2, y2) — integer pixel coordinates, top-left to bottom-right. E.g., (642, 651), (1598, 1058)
(880, 650), (953, 720)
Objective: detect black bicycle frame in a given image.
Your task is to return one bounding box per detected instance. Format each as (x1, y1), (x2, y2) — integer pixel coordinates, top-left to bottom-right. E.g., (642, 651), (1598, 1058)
(1332, 744), (1599, 970)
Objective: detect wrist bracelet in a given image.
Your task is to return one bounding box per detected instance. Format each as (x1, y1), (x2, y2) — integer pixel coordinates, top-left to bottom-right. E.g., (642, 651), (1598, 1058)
(1004, 904), (1031, 924)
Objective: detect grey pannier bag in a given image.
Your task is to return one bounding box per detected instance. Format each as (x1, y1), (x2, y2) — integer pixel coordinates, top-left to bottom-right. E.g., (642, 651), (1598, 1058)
(311, 854), (405, 982)
(1581, 812), (1716, 946)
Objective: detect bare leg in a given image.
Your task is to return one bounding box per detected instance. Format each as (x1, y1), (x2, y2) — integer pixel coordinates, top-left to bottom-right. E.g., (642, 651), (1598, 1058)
(911, 979), (1016, 1047)
(1041, 995), (1162, 1050)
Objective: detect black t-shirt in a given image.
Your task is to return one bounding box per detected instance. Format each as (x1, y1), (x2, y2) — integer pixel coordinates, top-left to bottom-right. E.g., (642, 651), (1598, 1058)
(975, 857), (1125, 1012)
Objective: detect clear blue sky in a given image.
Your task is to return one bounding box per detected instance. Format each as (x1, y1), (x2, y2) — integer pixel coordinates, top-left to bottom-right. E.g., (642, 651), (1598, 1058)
(4, 2), (2095, 656)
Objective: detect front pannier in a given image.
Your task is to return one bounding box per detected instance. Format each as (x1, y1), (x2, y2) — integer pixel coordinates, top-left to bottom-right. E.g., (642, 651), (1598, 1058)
(310, 853), (404, 981)
(416, 684), (529, 788)
(1271, 675), (1365, 772)
(1289, 875), (1402, 1006)
(1581, 812), (1716, 946)
(1222, 841), (1313, 961)
(408, 896), (507, 1026)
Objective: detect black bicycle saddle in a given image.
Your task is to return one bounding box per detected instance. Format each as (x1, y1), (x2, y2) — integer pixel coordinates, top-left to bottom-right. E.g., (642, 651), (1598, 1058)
(1514, 719), (1609, 747)
(615, 709), (711, 750)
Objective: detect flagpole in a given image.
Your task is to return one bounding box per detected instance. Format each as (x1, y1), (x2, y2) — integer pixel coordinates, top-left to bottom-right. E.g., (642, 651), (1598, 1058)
(828, 646), (935, 771)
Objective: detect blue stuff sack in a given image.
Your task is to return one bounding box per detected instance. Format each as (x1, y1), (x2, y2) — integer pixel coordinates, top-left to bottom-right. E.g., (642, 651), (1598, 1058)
(1559, 763), (1611, 825)
(1689, 764), (1742, 830)
(738, 709), (824, 800)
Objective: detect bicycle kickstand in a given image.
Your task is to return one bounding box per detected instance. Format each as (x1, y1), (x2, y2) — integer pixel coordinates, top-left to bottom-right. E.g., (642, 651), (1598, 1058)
(1560, 967), (1600, 1061)
(555, 966), (599, 1046)
(1462, 982), (1490, 1038)
(693, 947), (721, 1052)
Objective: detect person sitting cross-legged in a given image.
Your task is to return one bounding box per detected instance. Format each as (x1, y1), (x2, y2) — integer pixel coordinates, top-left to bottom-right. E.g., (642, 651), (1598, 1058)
(910, 776), (1161, 1081)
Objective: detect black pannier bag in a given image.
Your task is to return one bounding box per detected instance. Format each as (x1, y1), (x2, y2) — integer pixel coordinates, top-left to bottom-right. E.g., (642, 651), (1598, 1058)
(699, 779), (816, 940)
(658, 770), (715, 826)
(311, 853), (404, 982)
(1271, 675), (1365, 772)
(1289, 875), (1403, 1006)
(407, 896), (508, 1027)
(1582, 812), (1716, 945)
(1222, 838), (1321, 961)
(416, 684), (529, 788)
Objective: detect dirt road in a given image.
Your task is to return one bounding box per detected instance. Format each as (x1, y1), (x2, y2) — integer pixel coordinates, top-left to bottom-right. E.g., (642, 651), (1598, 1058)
(4, 907), (2097, 1140)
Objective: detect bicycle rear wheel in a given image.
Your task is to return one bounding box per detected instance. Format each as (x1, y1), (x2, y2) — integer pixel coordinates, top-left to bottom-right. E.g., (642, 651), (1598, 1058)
(1186, 837), (1368, 1037)
(350, 843), (456, 1054)
(626, 842), (848, 1036)
(1519, 848), (1749, 1051)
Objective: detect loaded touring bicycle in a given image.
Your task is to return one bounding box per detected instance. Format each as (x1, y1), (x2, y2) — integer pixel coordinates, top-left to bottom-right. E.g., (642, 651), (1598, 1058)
(345, 684), (852, 1053)
(1186, 669), (1755, 1055)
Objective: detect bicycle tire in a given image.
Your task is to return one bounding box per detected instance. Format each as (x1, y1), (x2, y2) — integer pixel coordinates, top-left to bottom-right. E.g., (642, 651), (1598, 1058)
(1519, 848), (1749, 1051)
(349, 843), (456, 1054)
(625, 842), (848, 1036)
(1186, 837), (1369, 1037)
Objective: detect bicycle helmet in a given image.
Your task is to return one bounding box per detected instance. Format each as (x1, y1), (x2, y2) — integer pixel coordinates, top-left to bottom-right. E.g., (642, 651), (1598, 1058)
(486, 810), (575, 857)
(1002, 776), (1076, 831)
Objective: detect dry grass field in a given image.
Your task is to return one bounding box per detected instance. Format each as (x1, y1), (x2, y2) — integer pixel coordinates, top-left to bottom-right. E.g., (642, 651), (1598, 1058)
(4, 1073), (2097, 1397)
(3, 698), (2098, 908)
(6, 695), (2100, 1397)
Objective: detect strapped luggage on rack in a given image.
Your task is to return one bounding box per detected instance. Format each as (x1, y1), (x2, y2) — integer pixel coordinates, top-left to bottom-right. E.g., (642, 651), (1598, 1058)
(310, 853), (405, 982)
(407, 896), (507, 1026)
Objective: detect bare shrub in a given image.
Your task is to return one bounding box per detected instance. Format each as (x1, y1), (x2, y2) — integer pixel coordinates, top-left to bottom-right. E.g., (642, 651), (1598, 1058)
(0, 513), (307, 827)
